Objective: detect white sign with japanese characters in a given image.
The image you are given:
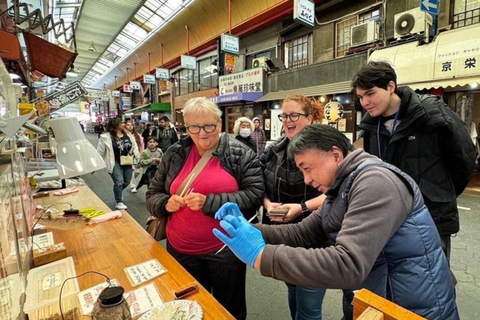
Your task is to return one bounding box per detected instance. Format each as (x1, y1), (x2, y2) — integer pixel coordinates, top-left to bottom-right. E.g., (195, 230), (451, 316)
(156, 67), (170, 79)
(181, 55), (197, 70)
(112, 90), (120, 97)
(434, 40), (480, 79)
(123, 84), (133, 93)
(293, 0), (315, 27)
(221, 33), (240, 55)
(143, 74), (156, 84)
(219, 68), (264, 96)
(125, 259), (166, 287)
(130, 81), (141, 90)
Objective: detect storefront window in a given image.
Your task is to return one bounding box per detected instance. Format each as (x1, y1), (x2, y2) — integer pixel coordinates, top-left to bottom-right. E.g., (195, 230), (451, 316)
(173, 56), (218, 95)
(284, 34), (310, 68)
(335, 10), (379, 58)
(453, 0), (480, 28)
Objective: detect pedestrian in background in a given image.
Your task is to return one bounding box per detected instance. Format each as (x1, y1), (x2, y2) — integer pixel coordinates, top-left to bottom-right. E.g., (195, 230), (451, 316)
(142, 123), (157, 147)
(135, 136), (163, 191)
(125, 120), (144, 193)
(259, 94), (326, 320)
(157, 116), (179, 153)
(354, 61), (476, 263)
(146, 98), (264, 320)
(233, 117), (256, 152)
(251, 117), (267, 155)
(97, 118), (140, 210)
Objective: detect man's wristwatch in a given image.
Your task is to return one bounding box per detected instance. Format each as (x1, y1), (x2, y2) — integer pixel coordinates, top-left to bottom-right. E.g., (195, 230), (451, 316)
(300, 201), (309, 214)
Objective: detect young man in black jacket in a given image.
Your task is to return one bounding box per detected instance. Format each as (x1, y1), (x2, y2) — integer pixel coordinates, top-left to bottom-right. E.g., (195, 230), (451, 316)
(157, 116), (178, 153)
(354, 61), (476, 262)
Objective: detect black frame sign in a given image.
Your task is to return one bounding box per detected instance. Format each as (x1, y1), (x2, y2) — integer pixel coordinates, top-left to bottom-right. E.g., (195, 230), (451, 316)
(45, 81), (88, 108)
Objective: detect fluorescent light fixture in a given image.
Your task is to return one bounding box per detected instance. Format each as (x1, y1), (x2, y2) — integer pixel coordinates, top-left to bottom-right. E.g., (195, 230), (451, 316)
(9, 73), (21, 80)
(88, 41), (97, 52)
(49, 117), (105, 179)
(470, 83), (478, 88)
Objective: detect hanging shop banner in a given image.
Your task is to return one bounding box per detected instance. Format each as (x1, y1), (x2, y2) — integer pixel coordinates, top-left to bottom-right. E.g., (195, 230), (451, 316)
(44, 81), (88, 108)
(219, 68), (263, 96)
(143, 74), (156, 85)
(225, 54), (236, 73)
(130, 81), (141, 90)
(112, 90), (121, 97)
(160, 80), (168, 92)
(293, 0), (315, 27)
(85, 87), (110, 98)
(181, 55), (197, 70)
(156, 68), (170, 80)
(221, 33), (240, 55)
(123, 84), (133, 93)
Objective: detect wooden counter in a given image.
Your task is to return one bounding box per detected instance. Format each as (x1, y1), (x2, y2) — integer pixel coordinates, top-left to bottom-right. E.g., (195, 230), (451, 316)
(34, 185), (234, 320)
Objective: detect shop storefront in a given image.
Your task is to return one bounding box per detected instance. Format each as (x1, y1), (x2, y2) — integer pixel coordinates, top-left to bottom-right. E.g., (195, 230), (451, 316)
(369, 23), (480, 140)
(212, 68), (265, 134)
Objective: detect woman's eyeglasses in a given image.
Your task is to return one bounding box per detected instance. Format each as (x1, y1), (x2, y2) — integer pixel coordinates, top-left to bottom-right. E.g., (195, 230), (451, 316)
(278, 113), (307, 122)
(185, 124), (217, 134)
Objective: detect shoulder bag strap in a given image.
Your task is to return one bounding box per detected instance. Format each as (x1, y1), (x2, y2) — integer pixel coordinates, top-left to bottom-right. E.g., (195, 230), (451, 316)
(175, 149), (213, 196)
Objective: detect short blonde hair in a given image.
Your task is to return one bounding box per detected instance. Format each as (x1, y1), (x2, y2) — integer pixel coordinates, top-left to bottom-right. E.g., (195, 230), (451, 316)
(183, 97), (222, 123)
(233, 117), (254, 136)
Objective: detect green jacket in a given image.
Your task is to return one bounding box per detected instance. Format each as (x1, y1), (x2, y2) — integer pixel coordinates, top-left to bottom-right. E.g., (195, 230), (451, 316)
(139, 148), (163, 174)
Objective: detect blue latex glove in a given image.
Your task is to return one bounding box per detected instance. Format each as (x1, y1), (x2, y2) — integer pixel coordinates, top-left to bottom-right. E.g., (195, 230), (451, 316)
(215, 202), (243, 220)
(213, 215), (266, 267)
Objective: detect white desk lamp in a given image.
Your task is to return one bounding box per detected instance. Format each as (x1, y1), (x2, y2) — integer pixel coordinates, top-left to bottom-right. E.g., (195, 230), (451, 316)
(49, 117), (105, 179)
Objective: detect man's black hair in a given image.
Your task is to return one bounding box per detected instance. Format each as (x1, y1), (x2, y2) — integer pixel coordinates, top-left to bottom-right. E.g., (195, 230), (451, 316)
(288, 124), (354, 158)
(351, 61), (398, 93)
(146, 136), (158, 143)
(160, 116), (170, 122)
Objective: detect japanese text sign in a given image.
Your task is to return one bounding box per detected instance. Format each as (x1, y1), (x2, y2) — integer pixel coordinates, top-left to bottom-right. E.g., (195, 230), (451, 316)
(293, 0), (315, 27)
(44, 81), (88, 108)
(219, 68), (263, 96)
(221, 33), (240, 55)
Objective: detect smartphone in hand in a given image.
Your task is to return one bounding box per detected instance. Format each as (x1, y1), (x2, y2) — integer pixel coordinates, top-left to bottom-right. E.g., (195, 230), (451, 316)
(266, 207), (288, 217)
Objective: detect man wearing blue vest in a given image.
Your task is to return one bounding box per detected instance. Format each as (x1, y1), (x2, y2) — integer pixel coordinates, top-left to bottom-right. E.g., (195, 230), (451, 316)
(355, 61), (475, 263)
(213, 125), (459, 320)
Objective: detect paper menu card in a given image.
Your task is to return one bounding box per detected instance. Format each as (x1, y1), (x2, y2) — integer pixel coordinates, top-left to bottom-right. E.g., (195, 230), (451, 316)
(126, 283), (164, 318)
(124, 259), (167, 287)
(77, 279), (120, 315)
(77, 281), (163, 318)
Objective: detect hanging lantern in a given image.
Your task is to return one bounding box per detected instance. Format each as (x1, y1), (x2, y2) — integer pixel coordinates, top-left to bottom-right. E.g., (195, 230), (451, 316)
(324, 101), (344, 122)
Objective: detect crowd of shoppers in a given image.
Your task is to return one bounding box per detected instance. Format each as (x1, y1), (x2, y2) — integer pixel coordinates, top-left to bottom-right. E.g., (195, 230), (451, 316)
(88, 60), (474, 320)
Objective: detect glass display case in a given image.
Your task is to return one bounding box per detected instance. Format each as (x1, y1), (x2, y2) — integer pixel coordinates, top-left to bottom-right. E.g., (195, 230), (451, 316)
(0, 149), (35, 320)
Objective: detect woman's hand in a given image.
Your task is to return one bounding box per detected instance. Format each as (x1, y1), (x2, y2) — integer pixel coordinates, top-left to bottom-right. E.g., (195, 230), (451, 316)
(165, 195), (186, 212)
(268, 203), (302, 223)
(263, 197), (282, 213)
(183, 192), (207, 211)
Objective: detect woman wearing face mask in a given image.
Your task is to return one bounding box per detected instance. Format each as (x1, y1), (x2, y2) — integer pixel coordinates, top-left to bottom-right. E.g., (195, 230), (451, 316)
(233, 117), (256, 152)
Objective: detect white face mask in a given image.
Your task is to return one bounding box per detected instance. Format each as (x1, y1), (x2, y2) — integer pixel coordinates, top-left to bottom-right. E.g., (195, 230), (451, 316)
(239, 128), (251, 138)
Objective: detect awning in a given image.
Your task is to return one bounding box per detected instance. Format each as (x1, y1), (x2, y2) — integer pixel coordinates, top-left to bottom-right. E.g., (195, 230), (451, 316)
(128, 102), (172, 113)
(151, 103), (171, 111)
(369, 23), (480, 90)
(210, 92), (263, 104)
(255, 81), (352, 102)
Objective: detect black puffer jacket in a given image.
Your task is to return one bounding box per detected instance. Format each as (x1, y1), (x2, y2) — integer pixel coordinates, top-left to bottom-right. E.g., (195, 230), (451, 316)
(146, 133), (264, 220)
(359, 87), (476, 235)
(259, 136), (320, 224)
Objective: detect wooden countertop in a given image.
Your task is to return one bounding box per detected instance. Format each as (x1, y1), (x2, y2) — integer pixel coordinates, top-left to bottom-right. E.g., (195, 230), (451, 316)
(34, 185), (234, 319)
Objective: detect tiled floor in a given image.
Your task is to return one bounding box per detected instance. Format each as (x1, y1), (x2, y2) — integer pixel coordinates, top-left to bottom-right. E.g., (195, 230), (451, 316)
(83, 133), (480, 319)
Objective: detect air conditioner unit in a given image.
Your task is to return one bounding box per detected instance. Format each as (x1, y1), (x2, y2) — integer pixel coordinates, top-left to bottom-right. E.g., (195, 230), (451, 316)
(351, 20), (379, 47)
(394, 7), (433, 39)
(252, 57), (270, 71)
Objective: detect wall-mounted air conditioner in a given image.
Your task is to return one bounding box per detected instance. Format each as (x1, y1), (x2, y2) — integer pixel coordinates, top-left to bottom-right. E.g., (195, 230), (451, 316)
(351, 20), (379, 47)
(394, 7), (433, 40)
(252, 57), (270, 71)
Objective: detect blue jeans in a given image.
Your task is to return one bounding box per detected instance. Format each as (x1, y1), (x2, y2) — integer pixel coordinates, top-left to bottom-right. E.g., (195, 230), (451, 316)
(287, 283), (326, 320)
(110, 162), (133, 203)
